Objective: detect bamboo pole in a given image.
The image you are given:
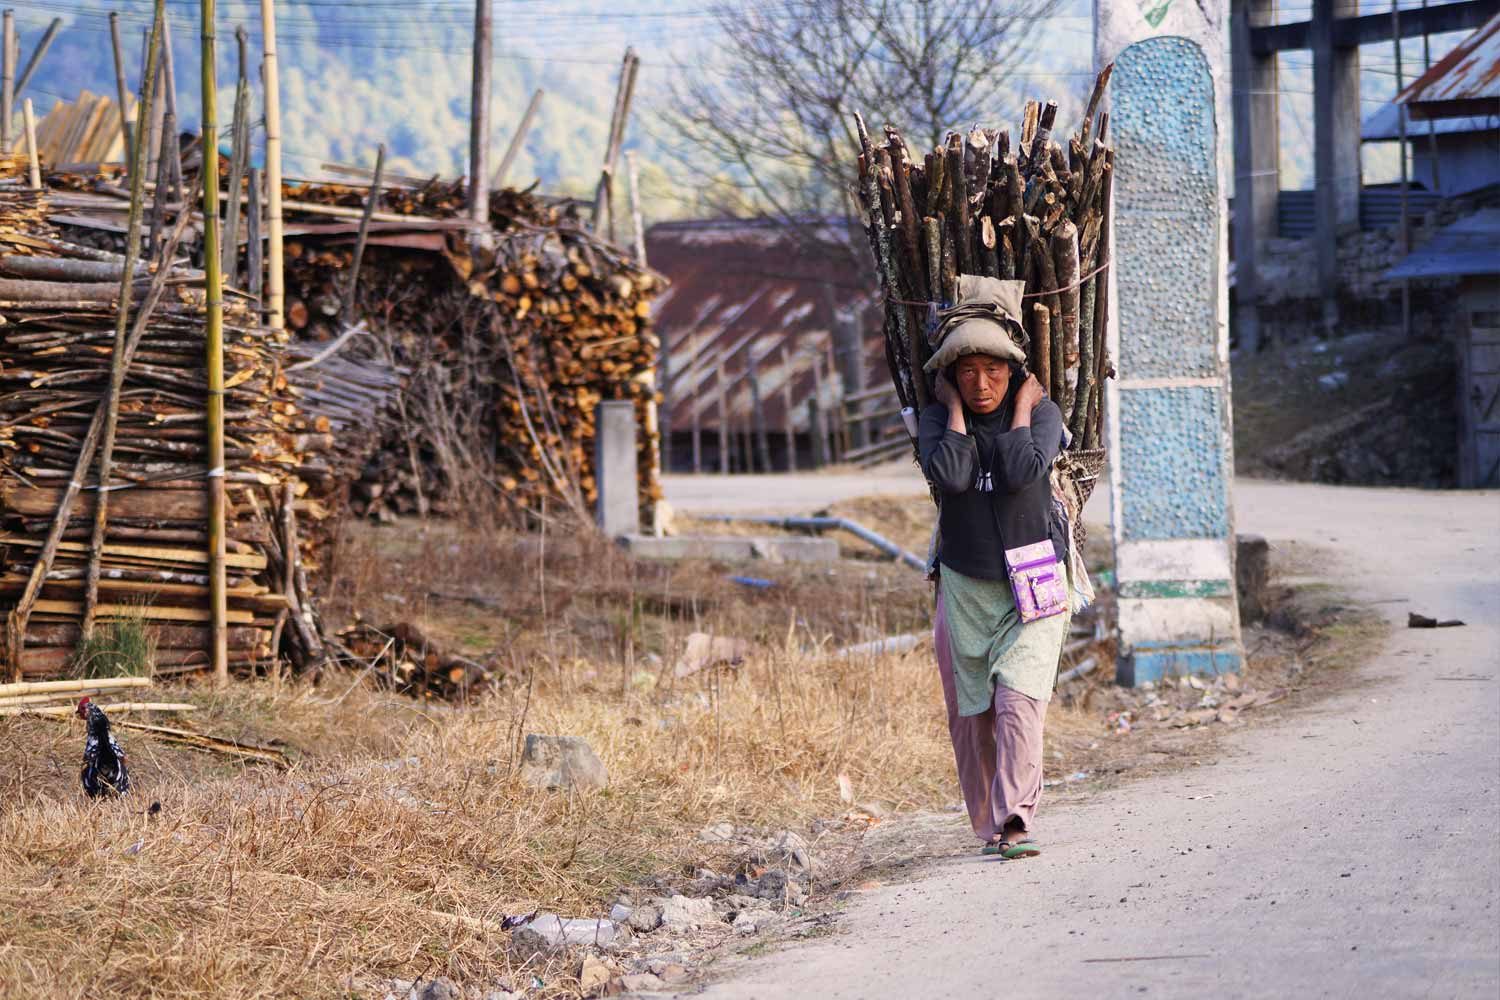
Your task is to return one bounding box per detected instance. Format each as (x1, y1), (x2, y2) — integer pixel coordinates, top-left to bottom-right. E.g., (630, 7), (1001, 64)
(626, 150), (647, 265)
(2, 10), (13, 155)
(201, 0), (228, 685)
(341, 143), (385, 324)
(144, 33), (164, 182)
(0, 703), (195, 717)
(20, 97), (37, 190)
(260, 0), (285, 332)
(592, 48), (639, 239)
(13, 16), (60, 106)
(109, 13), (134, 161)
(468, 0), (492, 232)
(0, 691), (158, 708)
(81, 0), (164, 643)
(492, 87), (542, 188)
(221, 26), (250, 286)
(246, 165), (262, 301)
(0, 676), (151, 698)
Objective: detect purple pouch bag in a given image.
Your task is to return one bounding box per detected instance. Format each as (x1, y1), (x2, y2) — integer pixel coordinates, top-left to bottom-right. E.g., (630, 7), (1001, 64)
(1003, 540), (1069, 624)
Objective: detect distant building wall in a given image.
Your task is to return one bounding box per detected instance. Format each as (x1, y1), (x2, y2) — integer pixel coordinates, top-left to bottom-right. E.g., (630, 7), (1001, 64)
(1411, 129), (1500, 197)
(1244, 183), (1500, 343)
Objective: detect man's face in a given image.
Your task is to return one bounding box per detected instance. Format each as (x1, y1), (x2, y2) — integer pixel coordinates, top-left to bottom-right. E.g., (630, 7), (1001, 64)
(954, 354), (1010, 414)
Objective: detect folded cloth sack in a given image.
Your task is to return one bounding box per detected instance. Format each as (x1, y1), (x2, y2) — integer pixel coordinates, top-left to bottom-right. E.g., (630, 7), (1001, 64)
(924, 275), (1028, 372)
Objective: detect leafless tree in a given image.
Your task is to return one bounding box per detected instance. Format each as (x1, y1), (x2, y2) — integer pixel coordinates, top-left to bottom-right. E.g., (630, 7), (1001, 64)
(663, 0), (1066, 259)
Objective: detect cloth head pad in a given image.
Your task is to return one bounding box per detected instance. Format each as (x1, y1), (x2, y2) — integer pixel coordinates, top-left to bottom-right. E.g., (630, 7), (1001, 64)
(923, 275), (1027, 372)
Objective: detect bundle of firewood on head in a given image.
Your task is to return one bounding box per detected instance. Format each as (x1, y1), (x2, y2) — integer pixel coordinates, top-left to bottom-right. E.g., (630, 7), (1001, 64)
(0, 155), (330, 681)
(853, 66), (1116, 511)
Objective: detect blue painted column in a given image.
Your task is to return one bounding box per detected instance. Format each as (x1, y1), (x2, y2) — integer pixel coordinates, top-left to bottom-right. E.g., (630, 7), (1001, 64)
(1096, 2), (1243, 685)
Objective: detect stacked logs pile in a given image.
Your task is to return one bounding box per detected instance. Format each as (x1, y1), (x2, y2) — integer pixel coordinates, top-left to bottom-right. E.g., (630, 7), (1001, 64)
(279, 181), (663, 525)
(337, 620), (495, 701)
(0, 156), (328, 679)
(855, 68), (1117, 496)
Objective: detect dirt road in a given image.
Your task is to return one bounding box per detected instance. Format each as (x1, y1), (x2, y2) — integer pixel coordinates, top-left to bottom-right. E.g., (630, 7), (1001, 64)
(666, 478), (1500, 998)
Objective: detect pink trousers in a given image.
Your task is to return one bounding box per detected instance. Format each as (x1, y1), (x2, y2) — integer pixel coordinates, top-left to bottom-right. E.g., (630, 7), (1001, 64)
(934, 586), (1048, 842)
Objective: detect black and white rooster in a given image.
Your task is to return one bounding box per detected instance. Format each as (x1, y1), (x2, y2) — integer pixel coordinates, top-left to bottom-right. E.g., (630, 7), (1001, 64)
(76, 697), (130, 797)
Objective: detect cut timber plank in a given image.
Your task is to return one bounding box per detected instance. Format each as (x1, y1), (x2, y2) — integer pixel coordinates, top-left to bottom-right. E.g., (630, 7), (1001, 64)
(31, 599), (255, 624)
(2, 485), (220, 521)
(0, 534), (266, 571)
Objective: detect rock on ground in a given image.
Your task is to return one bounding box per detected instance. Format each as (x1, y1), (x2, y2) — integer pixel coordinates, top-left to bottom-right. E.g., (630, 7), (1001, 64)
(518, 734), (609, 790)
(579, 955), (614, 995)
(657, 894), (719, 930)
(627, 903), (663, 932)
(511, 912), (627, 956)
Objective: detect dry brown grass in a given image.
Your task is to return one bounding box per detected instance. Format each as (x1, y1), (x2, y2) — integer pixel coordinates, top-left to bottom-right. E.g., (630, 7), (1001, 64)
(0, 509), (1385, 999)
(0, 518), (953, 999)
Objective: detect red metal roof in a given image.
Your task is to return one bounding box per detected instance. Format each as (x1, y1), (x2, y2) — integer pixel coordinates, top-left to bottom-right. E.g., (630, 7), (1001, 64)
(1396, 11), (1500, 119)
(646, 219), (893, 433)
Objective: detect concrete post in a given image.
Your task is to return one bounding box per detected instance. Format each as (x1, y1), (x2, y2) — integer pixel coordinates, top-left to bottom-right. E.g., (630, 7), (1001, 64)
(1097, 1), (1244, 685)
(594, 400), (639, 537)
(1230, 0), (1281, 353)
(1312, 0), (1362, 333)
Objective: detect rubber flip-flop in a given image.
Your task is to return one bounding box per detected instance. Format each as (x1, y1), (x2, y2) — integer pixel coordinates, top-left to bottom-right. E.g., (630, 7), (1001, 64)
(982, 839), (1041, 859)
(1002, 840), (1041, 860)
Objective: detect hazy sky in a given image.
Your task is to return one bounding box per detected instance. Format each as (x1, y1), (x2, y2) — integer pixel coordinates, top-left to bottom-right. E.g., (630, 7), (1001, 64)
(8, 1), (1477, 206)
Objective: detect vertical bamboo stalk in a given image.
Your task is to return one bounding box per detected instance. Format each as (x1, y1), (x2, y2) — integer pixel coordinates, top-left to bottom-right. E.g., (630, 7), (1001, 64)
(20, 97), (38, 189)
(160, 14), (178, 121)
(109, 13), (134, 162)
(492, 87), (542, 188)
(146, 119), (173, 256)
(145, 39), (164, 182)
(80, 0), (164, 642)
(467, 0), (492, 230)
(260, 0), (285, 332)
(1, 11), (13, 155)
(221, 26), (250, 286)
(201, 0), (228, 684)
(246, 166), (263, 301)
(341, 143), (385, 324)
(625, 150), (646, 265)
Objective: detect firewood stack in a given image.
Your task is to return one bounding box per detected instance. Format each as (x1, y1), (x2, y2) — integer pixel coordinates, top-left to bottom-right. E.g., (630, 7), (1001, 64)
(854, 67), (1117, 502)
(279, 180), (664, 526)
(0, 156), (329, 679)
(337, 620), (495, 701)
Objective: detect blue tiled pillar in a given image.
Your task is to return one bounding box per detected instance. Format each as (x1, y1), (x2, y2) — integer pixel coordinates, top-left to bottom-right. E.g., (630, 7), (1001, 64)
(1096, 3), (1243, 685)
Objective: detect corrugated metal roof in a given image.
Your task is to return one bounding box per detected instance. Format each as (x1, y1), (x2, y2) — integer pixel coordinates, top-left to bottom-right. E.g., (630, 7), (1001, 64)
(1361, 104), (1497, 140)
(647, 219), (894, 434)
(1385, 208), (1500, 279)
(1394, 11), (1500, 117)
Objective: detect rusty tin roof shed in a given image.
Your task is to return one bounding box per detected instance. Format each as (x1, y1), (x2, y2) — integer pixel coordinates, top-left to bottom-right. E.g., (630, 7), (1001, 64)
(646, 219), (889, 433)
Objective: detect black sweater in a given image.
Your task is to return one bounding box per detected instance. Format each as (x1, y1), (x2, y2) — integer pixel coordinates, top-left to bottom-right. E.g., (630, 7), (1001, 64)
(918, 394), (1066, 582)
